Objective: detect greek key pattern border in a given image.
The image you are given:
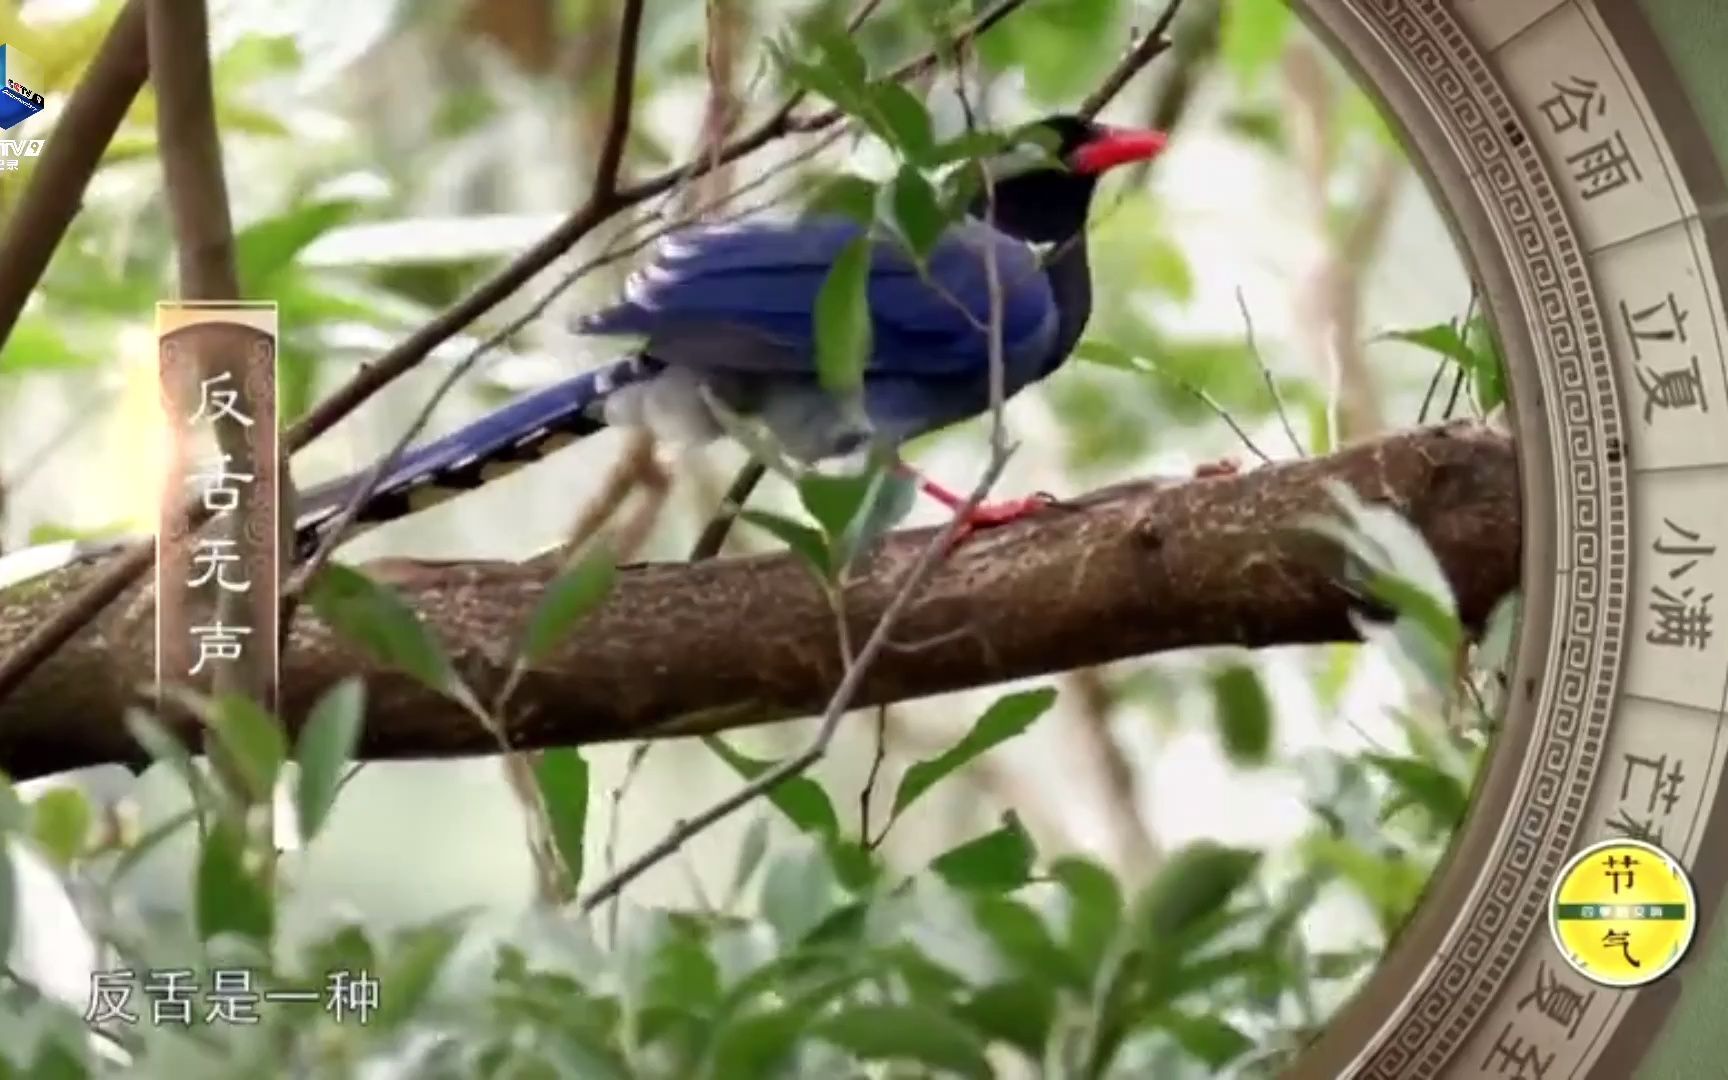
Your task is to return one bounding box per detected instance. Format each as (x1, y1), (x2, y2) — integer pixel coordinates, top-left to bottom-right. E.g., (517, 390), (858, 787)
(1342, 1), (1630, 1076)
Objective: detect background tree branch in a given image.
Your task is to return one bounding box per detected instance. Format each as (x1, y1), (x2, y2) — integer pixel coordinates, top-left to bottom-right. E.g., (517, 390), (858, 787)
(0, 421), (1518, 781)
(0, 0), (148, 344)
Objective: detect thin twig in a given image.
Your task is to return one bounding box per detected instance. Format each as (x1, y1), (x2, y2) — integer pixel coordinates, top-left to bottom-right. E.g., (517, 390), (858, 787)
(577, 452), (1011, 912)
(562, 432), (669, 554)
(1078, 0), (1186, 118)
(1416, 354), (1449, 427)
(1133, 354), (1273, 465)
(1065, 667), (1160, 881)
(691, 460), (768, 561)
(860, 704), (891, 847)
(602, 740), (655, 944)
(0, 0), (149, 345)
(1236, 287), (1306, 457)
(1418, 285), (1479, 425)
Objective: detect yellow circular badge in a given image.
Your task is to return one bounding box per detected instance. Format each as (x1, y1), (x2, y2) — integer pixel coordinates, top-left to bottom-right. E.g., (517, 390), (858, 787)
(1549, 838), (1696, 988)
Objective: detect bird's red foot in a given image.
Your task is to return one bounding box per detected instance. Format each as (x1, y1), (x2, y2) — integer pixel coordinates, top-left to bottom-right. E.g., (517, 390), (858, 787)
(945, 493), (1058, 549)
(897, 464), (1061, 550)
(1194, 457), (1242, 479)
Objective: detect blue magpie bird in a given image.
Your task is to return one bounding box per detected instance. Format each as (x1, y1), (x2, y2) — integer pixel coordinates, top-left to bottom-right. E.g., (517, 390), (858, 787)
(292, 115), (1168, 554)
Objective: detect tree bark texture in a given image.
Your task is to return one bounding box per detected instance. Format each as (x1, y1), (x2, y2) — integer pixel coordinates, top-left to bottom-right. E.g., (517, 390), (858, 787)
(0, 421), (1520, 780)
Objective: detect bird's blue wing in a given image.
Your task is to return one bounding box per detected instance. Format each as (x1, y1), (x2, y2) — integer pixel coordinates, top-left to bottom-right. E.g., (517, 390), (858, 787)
(576, 216), (1057, 377)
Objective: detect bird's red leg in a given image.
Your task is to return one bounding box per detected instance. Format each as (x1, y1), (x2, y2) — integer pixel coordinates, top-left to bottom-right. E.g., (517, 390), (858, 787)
(895, 463), (1056, 548)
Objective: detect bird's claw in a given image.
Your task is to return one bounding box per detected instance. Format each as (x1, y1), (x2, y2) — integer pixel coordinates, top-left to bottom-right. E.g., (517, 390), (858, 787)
(944, 493), (1060, 551)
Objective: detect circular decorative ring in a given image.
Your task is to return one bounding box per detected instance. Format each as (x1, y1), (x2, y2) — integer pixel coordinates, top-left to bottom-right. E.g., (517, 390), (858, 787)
(1289, 1), (1728, 1076)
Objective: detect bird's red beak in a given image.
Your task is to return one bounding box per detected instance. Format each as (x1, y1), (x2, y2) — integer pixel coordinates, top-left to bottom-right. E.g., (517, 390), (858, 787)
(1068, 127), (1168, 174)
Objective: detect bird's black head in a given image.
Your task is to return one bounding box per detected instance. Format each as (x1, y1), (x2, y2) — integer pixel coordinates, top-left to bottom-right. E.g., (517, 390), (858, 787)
(968, 114), (1168, 244)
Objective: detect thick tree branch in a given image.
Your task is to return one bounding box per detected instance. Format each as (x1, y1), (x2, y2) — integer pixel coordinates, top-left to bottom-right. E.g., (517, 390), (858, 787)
(0, 422), (1519, 780)
(0, 0), (148, 345)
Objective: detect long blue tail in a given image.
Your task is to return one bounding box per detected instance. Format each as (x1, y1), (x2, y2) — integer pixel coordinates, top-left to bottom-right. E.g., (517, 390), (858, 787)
(293, 355), (661, 556)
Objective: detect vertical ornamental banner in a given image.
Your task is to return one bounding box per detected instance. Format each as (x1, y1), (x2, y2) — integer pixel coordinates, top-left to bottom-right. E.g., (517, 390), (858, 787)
(155, 303), (281, 715)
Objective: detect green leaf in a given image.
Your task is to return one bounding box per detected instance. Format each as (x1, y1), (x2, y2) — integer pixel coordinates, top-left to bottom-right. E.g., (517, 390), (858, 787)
(1379, 323), (1473, 368)
(797, 470), (875, 541)
(887, 164), (946, 260)
(29, 788), (90, 868)
(870, 83), (937, 165)
(825, 836), (879, 892)
(971, 894), (1083, 988)
(520, 545), (616, 664)
(838, 468), (916, 566)
(0, 317), (92, 373)
(739, 510), (833, 581)
(307, 563), (479, 712)
(702, 736), (838, 840)
(955, 981), (1056, 1057)
(726, 814), (772, 906)
(124, 708), (213, 806)
(815, 1005), (991, 1079)
(1159, 1012), (1254, 1068)
(930, 128), (1017, 167)
(1382, 315), (1506, 414)
(1221, 0), (1293, 82)
(773, 51), (857, 113)
(759, 843), (842, 945)
(196, 820), (272, 943)
(708, 1006), (816, 1079)
(211, 694), (287, 802)
(1302, 833), (1430, 934)
(814, 234), (874, 394)
(931, 812), (1035, 891)
(1370, 572), (1465, 692)
(804, 174), (879, 224)
(1050, 857), (1123, 972)
(1364, 752), (1468, 830)
(376, 920), (463, 1030)
(1137, 842), (1260, 940)
(107, 808), (198, 887)
(295, 679), (365, 843)
(1467, 314), (1506, 412)
(804, 18), (869, 90)
(892, 688), (1057, 820)
(236, 200), (360, 289)
(1210, 662), (1272, 767)
(535, 749), (590, 889)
